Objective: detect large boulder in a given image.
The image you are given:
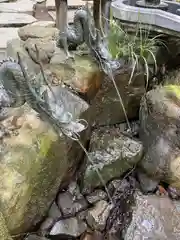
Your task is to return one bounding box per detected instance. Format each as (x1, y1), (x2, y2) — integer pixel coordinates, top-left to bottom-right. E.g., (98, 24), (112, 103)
(123, 193), (180, 239)
(138, 85), (180, 192)
(89, 66), (146, 125)
(0, 212), (12, 240)
(0, 86), (90, 235)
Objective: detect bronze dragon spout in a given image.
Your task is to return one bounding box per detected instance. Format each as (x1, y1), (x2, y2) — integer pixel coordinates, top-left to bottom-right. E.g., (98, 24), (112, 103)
(55, 0), (121, 71)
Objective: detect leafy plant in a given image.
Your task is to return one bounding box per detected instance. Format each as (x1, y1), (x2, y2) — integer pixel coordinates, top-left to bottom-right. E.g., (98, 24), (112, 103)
(108, 20), (165, 88)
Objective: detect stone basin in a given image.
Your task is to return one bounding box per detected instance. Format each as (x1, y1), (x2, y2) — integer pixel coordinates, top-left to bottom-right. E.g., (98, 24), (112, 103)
(112, 0), (180, 36)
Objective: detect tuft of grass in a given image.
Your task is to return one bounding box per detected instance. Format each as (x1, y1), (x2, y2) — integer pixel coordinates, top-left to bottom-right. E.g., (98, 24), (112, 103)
(108, 20), (165, 88)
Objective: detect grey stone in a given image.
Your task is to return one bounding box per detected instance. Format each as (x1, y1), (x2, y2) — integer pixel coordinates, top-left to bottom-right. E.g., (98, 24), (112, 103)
(35, 0), (45, 3)
(77, 210), (88, 221)
(108, 179), (122, 195)
(137, 171), (159, 193)
(82, 125), (143, 192)
(0, 0), (34, 14)
(50, 217), (87, 237)
(0, 28), (19, 61)
(48, 202), (62, 220)
(86, 190), (108, 204)
(0, 28), (19, 48)
(68, 181), (82, 199)
(39, 217), (54, 236)
(23, 38), (56, 64)
(0, 86), (90, 234)
(138, 86), (180, 192)
(123, 193), (180, 239)
(57, 191), (88, 217)
(6, 38), (40, 74)
(18, 25), (58, 41)
(89, 67), (145, 126)
(31, 21), (55, 27)
(0, 13), (36, 27)
(86, 200), (113, 231)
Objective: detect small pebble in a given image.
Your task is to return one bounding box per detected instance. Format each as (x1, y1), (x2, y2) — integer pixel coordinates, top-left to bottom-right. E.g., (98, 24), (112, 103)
(86, 189), (107, 204)
(86, 200), (112, 231)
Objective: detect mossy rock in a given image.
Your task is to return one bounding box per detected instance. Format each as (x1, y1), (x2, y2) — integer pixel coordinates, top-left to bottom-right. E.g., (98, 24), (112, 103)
(0, 212), (12, 240)
(82, 125), (143, 193)
(0, 86), (90, 235)
(139, 85), (180, 190)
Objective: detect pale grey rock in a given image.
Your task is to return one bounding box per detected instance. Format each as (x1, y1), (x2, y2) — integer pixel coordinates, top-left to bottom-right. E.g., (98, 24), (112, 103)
(86, 200), (113, 231)
(137, 171), (159, 193)
(0, 0), (34, 14)
(108, 179), (122, 195)
(0, 28), (19, 61)
(35, 0), (45, 3)
(6, 38), (40, 74)
(31, 21), (55, 27)
(124, 193), (180, 239)
(139, 86), (180, 192)
(18, 25), (58, 41)
(68, 181), (83, 200)
(0, 13), (36, 27)
(50, 217), (87, 237)
(57, 191), (88, 217)
(0, 28), (19, 48)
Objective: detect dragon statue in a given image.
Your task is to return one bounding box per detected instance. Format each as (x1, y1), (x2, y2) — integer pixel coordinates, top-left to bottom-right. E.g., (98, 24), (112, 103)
(55, 0), (121, 71)
(0, 52), (88, 140)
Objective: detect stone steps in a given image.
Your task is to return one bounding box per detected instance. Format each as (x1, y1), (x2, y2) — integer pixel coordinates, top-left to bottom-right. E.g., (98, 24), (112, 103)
(0, 0), (92, 60)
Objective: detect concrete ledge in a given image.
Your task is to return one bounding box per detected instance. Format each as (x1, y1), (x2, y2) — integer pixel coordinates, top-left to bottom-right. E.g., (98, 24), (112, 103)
(112, 0), (180, 34)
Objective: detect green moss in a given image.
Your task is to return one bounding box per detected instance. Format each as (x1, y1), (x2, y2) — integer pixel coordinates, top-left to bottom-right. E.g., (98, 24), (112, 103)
(0, 212), (12, 240)
(164, 85), (180, 99)
(36, 132), (54, 159)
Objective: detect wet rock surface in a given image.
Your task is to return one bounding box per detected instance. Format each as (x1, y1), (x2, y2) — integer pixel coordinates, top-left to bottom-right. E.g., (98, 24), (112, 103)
(82, 125), (143, 193)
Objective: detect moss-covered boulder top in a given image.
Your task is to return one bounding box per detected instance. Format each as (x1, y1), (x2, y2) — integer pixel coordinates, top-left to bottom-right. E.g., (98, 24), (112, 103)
(139, 85), (180, 191)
